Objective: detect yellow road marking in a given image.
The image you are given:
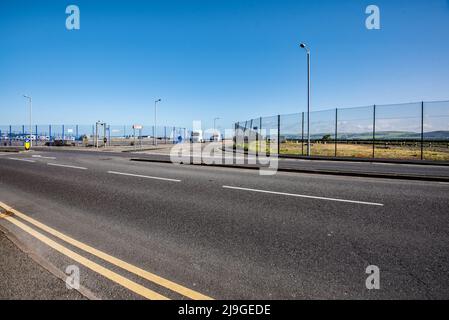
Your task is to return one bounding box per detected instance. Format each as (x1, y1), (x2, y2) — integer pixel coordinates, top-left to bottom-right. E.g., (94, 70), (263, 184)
(0, 202), (213, 300)
(0, 212), (169, 300)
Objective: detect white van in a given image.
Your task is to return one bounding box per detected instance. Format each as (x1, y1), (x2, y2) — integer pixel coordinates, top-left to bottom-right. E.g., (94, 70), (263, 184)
(190, 130), (204, 143)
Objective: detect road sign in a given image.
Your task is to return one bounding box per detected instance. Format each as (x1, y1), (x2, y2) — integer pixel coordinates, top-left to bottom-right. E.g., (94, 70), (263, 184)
(133, 124), (143, 130)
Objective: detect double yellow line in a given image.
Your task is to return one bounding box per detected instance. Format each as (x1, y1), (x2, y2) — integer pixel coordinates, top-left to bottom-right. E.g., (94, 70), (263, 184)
(0, 201), (213, 300)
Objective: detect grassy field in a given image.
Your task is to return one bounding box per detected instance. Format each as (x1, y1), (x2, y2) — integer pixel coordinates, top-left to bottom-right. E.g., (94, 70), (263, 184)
(237, 141), (449, 161)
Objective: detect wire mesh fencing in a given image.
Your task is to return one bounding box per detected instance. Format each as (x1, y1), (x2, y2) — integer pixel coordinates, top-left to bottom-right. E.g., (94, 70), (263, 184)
(0, 124), (190, 149)
(234, 100), (449, 161)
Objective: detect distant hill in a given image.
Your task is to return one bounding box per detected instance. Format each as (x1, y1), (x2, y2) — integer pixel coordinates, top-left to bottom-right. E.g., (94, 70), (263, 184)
(422, 131), (449, 139)
(282, 131), (449, 140)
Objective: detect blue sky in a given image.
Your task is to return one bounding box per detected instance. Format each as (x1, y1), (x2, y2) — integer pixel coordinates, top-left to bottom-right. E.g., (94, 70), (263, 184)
(1, 0), (448, 129)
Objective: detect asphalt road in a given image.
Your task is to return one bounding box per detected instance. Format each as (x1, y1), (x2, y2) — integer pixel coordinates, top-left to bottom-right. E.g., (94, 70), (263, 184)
(33, 145), (449, 179)
(0, 149), (449, 299)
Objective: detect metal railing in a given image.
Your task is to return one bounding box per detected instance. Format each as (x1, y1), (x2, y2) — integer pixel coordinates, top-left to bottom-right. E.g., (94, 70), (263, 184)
(234, 100), (449, 161)
(0, 124), (190, 148)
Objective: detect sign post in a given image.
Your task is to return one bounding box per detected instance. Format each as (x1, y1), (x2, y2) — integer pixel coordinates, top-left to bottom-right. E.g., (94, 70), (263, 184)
(133, 125), (143, 151)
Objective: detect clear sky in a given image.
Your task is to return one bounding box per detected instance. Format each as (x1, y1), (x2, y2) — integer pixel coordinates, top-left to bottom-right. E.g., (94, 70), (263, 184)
(1, 0), (448, 130)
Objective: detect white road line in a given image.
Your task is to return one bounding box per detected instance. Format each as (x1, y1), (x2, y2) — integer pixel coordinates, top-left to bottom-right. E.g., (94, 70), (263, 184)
(32, 155), (56, 160)
(222, 185), (384, 206)
(107, 171), (181, 182)
(7, 157), (36, 163)
(47, 163), (87, 170)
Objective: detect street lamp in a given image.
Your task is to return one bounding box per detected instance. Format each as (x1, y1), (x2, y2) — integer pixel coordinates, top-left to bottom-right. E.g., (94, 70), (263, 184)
(154, 98), (161, 146)
(299, 42), (311, 156)
(23, 95), (32, 148)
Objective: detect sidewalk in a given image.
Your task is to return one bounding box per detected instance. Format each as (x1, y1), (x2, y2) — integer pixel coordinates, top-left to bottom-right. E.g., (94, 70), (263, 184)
(0, 229), (85, 300)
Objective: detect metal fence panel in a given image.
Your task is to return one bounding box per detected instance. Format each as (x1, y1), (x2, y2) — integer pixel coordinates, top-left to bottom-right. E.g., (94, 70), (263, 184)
(280, 113), (303, 156)
(423, 101), (449, 161)
(374, 102), (422, 160)
(337, 105), (374, 158)
(310, 109), (336, 156)
(261, 115), (279, 155)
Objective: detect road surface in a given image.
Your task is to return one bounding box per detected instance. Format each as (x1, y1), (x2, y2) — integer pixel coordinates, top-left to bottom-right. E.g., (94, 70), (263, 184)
(1, 149), (448, 299)
(33, 145), (449, 179)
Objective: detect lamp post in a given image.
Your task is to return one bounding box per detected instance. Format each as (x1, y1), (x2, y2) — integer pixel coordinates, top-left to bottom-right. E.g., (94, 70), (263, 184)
(299, 43), (311, 156)
(23, 95), (32, 148)
(154, 99), (161, 146)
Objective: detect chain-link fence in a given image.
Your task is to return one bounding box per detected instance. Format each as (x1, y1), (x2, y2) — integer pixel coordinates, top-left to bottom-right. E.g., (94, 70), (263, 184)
(0, 124), (190, 148)
(234, 100), (449, 161)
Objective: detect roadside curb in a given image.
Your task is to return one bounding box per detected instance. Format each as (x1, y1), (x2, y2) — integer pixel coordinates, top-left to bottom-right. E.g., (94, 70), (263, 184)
(121, 147), (171, 153)
(0, 148), (22, 153)
(130, 158), (449, 183)
(221, 147), (449, 167)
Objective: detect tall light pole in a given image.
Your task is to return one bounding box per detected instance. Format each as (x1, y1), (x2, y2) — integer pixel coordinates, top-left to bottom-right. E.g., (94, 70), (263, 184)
(154, 99), (161, 146)
(300, 43), (311, 156)
(23, 95), (32, 148)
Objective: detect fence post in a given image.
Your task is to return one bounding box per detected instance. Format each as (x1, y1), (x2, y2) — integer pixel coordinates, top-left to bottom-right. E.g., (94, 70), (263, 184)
(76, 125), (79, 141)
(372, 105), (376, 159)
(49, 125), (52, 142)
(153, 126), (155, 145)
(234, 123), (237, 153)
(277, 115), (280, 155)
(301, 112), (305, 156)
(248, 120), (253, 155)
(9, 125), (12, 146)
(259, 117), (262, 156)
(35, 125), (38, 145)
(62, 125), (65, 141)
(22, 125), (25, 136)
(421, 101), (424, 160)
(335, 108), (338, 157)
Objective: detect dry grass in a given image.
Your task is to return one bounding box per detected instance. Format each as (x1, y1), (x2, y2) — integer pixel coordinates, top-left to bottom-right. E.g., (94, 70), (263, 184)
(237, 141), (449, 161)
(280, 141), (449, 161)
